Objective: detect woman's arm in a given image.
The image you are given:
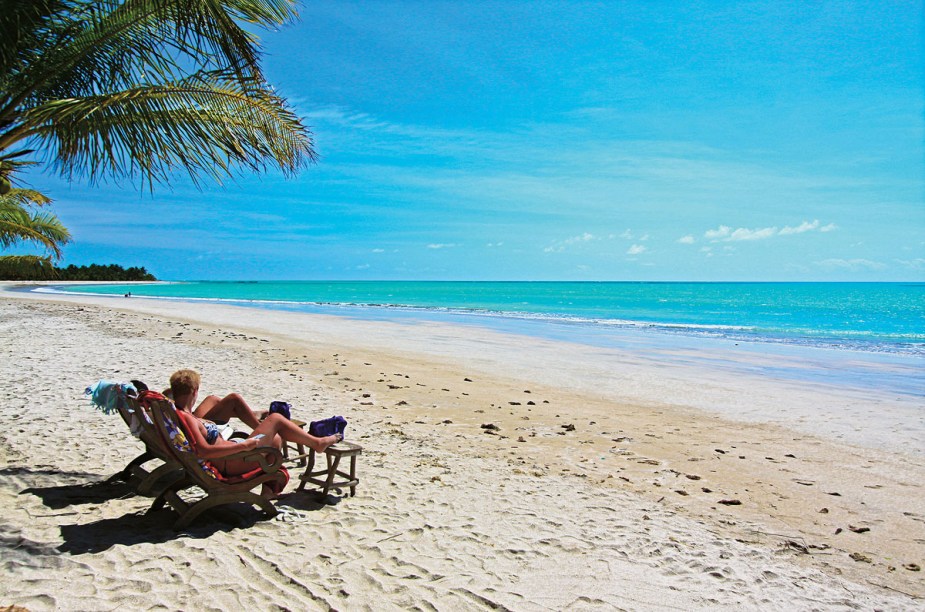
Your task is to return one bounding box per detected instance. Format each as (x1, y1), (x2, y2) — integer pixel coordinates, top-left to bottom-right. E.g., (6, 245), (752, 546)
(179, 413), (262, 459)
(197, 436), (262, 459)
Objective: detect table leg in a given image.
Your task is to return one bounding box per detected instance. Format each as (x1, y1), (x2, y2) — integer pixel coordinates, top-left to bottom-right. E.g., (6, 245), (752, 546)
(297, 449), (317, 492)
(323, 454), (342, 496)
(349, 454), (358, 496)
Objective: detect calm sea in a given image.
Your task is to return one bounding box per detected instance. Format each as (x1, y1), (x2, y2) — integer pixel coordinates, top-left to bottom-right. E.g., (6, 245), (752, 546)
(48, 281), (924, 357)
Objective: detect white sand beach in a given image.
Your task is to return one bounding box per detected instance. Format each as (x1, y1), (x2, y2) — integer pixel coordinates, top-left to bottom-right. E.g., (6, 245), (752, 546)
(1, 285), (923, 610)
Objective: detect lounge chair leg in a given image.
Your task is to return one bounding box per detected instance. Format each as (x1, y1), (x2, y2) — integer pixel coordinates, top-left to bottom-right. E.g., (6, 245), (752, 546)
(149, 494), (167, 513)
(136, 463), (184, 496)
(173, 492), (278, 529)
(108, 451), (154, 483)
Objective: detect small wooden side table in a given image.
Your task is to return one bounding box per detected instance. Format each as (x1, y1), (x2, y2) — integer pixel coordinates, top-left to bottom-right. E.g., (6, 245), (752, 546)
(297, 441), (362, 497)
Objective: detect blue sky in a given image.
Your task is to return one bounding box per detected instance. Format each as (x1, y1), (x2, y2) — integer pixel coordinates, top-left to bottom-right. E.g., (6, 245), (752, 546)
(19, 0), (925, 281)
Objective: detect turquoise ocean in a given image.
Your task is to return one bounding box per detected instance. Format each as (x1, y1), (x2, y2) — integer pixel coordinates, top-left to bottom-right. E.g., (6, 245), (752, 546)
(46, 281), (924, 396)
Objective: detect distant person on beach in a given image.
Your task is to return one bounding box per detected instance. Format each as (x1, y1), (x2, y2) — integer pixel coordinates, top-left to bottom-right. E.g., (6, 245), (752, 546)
(168, 369), (341, 494)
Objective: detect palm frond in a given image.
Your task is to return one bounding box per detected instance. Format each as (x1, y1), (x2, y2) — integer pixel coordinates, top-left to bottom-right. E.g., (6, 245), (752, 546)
(21, 72), (314, 188)
(0, 1), (70, 78)
(0, 187), (53, 207)
(0, 0), (311, 190)
(0, 195), (71, 258)
(0, 254), (58, 280)
(2, 0), (297, 126)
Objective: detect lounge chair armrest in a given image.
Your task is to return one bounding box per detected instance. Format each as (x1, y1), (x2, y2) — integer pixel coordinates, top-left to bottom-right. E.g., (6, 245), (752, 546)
(221, 446), (285, 473)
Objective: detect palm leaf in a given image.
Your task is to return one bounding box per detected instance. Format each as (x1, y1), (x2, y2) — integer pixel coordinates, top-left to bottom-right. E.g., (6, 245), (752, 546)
(0, 0), (312, 189)
(21, 72), (313, 187)
(2, 0), (292, 103)
(0, 193), (71, 258)
(0, 254), (58, 280)
(1, 187), (53, 207)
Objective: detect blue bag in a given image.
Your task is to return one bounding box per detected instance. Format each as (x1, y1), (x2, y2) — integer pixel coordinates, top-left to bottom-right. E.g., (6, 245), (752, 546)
(269, 401), (291, 419)
(309, 415), (347, 438)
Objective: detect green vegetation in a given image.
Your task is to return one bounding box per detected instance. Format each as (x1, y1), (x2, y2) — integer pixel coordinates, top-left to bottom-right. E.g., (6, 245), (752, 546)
(56, 264), (156, 281)
(0, 260), (156, 281)
(0, 254), (57, 280)
(0, 187), (71, 273)
(0, 0), (314, 191)
(0, 0), (314, 266)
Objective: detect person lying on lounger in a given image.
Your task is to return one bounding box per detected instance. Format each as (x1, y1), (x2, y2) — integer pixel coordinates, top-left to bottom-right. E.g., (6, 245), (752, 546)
(168, 369), (268, 430)
(168, 369), (341, 491)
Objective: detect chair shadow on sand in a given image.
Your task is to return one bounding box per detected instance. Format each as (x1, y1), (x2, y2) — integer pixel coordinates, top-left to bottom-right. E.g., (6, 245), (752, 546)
(12, 466), (337, 555)
(56, 491), (332, 555)
(20, 477), (136, 510)
(6, 465), (137, 509)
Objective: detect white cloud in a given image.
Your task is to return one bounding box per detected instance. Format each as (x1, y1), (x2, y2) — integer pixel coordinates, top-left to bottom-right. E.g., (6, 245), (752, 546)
(544, 233), (595, 253)
(678, 235), (695, 244)
(778, 221), (813, 235)
(816, 258), (887, 271)
(371, 248), (385, 253)
(895, 258), (925, 270)
(486, 242), (504, 248)
(615, 230), (648, 241)
(704, 225), (732, 240)
(705, 225), (775, 241)
(427, 243), (457, 249)
(305, 107), (390, 132)
(729, 226), (778, 241)
(627, 244), (647, 255)
(779, 220), (820, 235)
(705, 220), (836, 242)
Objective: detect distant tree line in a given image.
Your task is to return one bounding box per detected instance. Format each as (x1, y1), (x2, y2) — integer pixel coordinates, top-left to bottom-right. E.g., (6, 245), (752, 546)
(56, 264), (156, 281)
(0, 259), (156, 281)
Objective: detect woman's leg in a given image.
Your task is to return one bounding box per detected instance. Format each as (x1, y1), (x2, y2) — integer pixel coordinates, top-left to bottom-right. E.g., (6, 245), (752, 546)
(213, 434), (283, 477)
(194, 393), (266, 429)
(214, 449), (285, 500)
(251, 413), (341, 453)
(215, 415), (338, 476)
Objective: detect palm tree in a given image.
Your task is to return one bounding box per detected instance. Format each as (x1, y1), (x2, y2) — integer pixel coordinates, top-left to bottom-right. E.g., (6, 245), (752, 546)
(0, 0), (316, 194)
(0, 187), (71, 278)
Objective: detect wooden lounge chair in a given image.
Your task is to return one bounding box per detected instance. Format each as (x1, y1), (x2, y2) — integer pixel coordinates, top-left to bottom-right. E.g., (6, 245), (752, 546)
(109, 390), (185, 497)
(141, 392), (288, 528)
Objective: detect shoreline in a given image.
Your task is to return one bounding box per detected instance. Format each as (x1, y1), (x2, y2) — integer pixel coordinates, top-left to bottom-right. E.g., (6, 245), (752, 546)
(11, 282), (924, 454)
(1, 288), (923, 608)
(30, 280), (925, 357)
